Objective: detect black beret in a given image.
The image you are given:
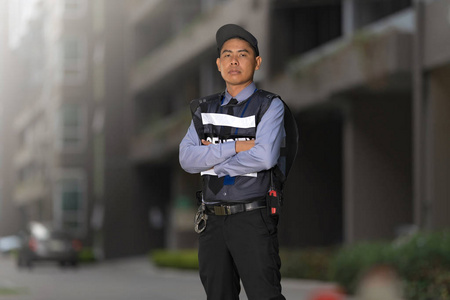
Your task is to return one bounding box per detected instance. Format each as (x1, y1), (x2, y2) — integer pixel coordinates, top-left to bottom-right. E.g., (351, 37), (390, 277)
(216, 24), (259, 57)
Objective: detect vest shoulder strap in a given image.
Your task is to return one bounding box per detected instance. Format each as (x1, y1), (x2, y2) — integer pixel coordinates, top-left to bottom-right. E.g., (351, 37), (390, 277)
(256, 90), (278, 116)
(190, 92), (224, 115)
(256, 89), (280, 100)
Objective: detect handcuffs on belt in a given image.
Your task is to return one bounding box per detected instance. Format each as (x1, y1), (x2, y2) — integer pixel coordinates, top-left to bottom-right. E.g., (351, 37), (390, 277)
(194, 203), (208, 233)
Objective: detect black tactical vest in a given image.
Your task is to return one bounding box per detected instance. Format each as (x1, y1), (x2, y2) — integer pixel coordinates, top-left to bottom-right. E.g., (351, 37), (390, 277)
(190, 89), (280, 204)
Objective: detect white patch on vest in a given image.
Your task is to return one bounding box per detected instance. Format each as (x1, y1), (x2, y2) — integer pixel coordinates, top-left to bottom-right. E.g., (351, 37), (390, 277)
(201, 113), (255, 128)
(200, 169), (257, 177)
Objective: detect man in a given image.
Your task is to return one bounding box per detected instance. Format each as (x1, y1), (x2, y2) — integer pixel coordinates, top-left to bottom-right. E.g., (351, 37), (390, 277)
(179, 24), (286, 300)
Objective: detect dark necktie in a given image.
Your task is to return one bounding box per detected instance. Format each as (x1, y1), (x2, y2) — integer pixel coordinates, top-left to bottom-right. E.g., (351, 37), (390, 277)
(228, 97), (238, 107)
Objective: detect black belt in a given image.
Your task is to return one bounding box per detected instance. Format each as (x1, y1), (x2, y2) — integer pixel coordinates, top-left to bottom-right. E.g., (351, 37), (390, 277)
(205, 200), (266, 216)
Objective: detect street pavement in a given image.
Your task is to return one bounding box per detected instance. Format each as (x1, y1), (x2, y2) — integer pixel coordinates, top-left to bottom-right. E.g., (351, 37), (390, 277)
(0, 254), (340, 300)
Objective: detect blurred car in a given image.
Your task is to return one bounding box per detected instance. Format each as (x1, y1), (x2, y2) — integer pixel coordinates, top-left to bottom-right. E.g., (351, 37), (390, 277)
(17, 221), (82, 268)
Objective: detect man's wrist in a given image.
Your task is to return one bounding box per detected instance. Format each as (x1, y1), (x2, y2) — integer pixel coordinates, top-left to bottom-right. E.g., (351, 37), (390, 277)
(235, 140), (255, 153)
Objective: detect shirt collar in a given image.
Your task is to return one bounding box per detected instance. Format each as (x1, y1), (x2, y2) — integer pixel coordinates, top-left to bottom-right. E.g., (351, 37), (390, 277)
(223, 82), (257, 105)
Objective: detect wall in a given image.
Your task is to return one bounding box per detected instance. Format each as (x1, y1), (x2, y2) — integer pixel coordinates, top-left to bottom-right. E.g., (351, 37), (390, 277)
(428, 65), (450, 229)
(344, 94), (412, 242)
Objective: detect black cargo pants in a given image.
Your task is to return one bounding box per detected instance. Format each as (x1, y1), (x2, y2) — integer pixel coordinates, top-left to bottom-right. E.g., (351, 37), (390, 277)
(198, 208), (285, 300)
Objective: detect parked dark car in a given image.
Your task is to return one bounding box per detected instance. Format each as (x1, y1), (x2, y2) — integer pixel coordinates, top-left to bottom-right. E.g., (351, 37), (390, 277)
(17, 222), (82, 268)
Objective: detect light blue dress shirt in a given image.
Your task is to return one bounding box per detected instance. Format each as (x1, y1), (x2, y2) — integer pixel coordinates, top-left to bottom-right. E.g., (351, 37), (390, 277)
(179, 82), (285, 178)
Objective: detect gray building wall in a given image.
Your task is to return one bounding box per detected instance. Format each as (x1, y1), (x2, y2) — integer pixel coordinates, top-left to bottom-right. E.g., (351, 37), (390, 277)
(428, 66), (450, 230)
(344, 95), (412, 242)
(415, 0), (450, 231)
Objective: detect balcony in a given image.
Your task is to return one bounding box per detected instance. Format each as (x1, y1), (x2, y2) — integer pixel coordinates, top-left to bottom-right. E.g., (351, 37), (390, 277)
(266, 8), (414, 109)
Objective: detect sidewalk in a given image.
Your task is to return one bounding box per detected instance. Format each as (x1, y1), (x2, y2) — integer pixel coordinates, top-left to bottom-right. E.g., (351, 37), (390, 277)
(0, 254), (346, 300)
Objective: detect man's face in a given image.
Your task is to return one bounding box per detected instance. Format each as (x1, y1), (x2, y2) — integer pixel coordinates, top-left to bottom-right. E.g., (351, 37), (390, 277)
(216, 38), (262, 90)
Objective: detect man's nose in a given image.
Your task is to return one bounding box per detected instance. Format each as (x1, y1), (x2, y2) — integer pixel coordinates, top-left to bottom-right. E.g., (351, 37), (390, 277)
(230, 56), (238, 65)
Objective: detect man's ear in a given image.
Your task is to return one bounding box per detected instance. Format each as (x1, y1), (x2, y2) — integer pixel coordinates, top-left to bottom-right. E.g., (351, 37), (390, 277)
(255, 56), (262, 71)
(216, 57), (221, 72)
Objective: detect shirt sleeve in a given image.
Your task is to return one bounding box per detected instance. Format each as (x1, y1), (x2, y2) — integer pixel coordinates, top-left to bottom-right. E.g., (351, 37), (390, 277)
(213, 98), (285, 177)
(179, 120), (236, 174)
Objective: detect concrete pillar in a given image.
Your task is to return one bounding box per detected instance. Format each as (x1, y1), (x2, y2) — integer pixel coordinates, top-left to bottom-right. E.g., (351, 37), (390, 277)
(343, 96), (413, 243)
(428, 65), (450, 229)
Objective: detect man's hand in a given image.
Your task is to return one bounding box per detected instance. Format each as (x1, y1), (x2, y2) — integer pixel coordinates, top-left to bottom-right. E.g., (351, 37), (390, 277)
(235, 140), (255, 153)
(201, 139), (211, 146)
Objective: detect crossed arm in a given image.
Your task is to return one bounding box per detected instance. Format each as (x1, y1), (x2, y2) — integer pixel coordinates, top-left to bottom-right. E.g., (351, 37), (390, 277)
(201, 139), (255, 153)
(179, 98), (285, 177)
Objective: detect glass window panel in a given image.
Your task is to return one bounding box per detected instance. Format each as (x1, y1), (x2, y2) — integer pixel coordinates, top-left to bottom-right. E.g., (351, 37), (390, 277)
(58, 176), (84, 233)
(62, 190), (79, 211)
(58, 104), (83, 150)
(61, 37), (84, 82)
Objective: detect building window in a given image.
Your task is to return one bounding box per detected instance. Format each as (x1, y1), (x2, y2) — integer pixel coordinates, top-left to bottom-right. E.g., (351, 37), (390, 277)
(62, 37), (86, 84)
(56, 104), (85, 151)
(54, 171), (85, 235)
(64, 0), (87, 19)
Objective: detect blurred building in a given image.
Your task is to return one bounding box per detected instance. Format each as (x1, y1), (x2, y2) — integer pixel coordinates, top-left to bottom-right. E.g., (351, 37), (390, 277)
(0, 0), (152, 259)
(128, 0), (450, 248)
(0, 0), (22, 237)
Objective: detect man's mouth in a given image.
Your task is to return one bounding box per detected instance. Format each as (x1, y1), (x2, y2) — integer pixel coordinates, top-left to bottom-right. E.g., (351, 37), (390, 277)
(228, 69), (241, 75)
